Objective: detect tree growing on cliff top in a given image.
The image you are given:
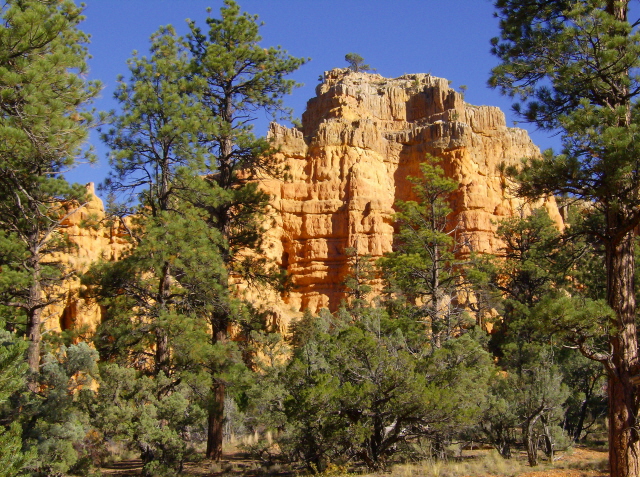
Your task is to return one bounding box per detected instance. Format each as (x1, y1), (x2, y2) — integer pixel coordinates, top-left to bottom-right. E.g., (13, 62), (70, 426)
(490, 1), (640, 474)
(345, 53), (372, 73)
(0, 0), (99, 385)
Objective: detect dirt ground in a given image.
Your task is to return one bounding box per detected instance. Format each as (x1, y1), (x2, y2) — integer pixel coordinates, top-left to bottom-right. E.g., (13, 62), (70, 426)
(101, 445), (610, 477)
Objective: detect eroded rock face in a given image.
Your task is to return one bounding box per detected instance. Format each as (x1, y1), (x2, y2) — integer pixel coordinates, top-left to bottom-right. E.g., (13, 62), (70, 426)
(45, 69), (562, 332)
(262, 69), (562, 316)
(43, 183), (129, 334)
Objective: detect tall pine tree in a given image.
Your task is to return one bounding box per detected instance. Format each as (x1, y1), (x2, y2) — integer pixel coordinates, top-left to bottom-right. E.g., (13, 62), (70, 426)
(186, 1), (306, 459)
(0, 0), (99, 385)
(490, 1), (640, 474)
(98, 25), (219, 377)
(98, 1), (306, 461)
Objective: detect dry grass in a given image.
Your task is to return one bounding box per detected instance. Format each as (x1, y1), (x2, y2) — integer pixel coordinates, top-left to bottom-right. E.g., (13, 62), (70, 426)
(380, 451), (528, 477)
(101, 445), (609, 477)
(370, 447), (609, 477)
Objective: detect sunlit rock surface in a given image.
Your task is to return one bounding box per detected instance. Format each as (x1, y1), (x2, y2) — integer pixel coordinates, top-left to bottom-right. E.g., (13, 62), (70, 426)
(262, 69), (562, 317)
(50, 69), (562, 332)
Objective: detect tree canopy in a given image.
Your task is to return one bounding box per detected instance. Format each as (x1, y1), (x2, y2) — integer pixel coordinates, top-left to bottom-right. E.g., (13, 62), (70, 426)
(345, 52), (372, 73)
(0, 0), (99, 382)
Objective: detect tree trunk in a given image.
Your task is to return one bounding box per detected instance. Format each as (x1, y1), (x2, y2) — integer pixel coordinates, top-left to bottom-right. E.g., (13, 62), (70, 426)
(524, 408), (544, 467)
(25, 254), (42, 392)
(155, 330), (169, 376)
(154, 261), (172, 376)
(206, 318), (229, 460)
(431, 436), (447, 461)
(600, 4), (639, 476)
(525, 419), (539, 467)
(541, 415), (554, 462)
(25, 306), (42, 392)
(431, 231), (442, 349)
(572, 375), (598, 442)
(500, 442), (512, 460)
(606, 230), (640, 477)
(206, 381), (225, 460)
(205, 91), (234, 461)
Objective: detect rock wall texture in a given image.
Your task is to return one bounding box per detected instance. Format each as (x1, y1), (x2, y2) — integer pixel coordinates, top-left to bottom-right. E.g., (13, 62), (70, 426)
(44, 183), (129, 334)
(261, 68), (562, 316)
(44, 69), (562, 332)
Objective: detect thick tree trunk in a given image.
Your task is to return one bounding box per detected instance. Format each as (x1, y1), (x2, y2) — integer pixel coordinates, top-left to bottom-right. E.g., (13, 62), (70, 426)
(206, 381), (225, 460)
(25, 253), (43, 392)
(205, 96), (234, 461)
(206, 320), (229, 460)
(606, 230), (640, 477)
(605, 3), (638, 475)
(608, 372), (640, 477)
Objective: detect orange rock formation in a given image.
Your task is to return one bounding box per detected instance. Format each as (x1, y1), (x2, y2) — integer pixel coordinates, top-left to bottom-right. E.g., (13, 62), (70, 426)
(45, 183), (128, 333)
(262, 68), (562, 315)
(49, 69), (562, 331)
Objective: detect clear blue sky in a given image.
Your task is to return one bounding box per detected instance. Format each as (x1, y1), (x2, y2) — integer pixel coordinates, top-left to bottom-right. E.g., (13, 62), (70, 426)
(70, 0), (560, 192)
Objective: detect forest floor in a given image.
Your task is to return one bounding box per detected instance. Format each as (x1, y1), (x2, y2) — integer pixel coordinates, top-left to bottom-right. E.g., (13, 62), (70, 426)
(101, 444), (609, 477)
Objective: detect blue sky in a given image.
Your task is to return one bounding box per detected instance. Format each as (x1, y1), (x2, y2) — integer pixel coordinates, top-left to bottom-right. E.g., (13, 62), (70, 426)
(71, 0), (560, 192)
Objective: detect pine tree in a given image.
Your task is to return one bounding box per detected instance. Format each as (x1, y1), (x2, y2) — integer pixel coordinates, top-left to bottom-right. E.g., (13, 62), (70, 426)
(490, 2), (640, 474)
(97, 1), (306, 461)
(481, 211), (562, 464)
(93, 25), (236, 472)
(97, 25), (222, 377)
(0, 325), (32, 477)
(486, 209), (566, 350)
(482, 208), (617, 464)
(0, 0), (99, 384)
(379, 156), (474, 349)
(186, 0), (306, 459)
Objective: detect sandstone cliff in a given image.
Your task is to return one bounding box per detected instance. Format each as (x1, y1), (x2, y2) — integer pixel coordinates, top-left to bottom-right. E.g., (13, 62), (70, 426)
(46, 69), (562, 332)
(262, 68), (562, 316)
(44, 183), (128, 334)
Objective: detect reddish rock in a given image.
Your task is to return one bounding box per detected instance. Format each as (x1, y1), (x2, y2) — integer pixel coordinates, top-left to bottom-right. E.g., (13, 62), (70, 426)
(46, 69), (562, 332)
(262, 69), (562, 317)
